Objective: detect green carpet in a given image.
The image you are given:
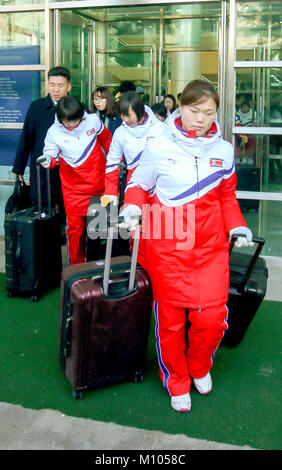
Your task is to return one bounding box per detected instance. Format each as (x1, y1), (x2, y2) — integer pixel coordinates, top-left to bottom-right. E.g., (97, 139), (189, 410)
(0, 273), (281, 450)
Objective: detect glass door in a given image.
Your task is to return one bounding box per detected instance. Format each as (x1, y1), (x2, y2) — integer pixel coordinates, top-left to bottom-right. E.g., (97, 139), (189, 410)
(58, 10), (92, 105)
(95, 47), (157, 106)
(93, 14), (158, 105)
(230, 0), (282, 257)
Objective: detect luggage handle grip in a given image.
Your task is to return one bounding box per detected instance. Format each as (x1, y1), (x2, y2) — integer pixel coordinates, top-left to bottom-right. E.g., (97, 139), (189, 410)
(230, 235), (265, 292)
(36, 156), (52, 216)
(103, 214), (141, 296)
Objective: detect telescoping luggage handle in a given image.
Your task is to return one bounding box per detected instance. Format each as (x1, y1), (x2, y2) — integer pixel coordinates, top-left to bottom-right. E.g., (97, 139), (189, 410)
(36, 156), (52, 216)
(230, 235), (265, 292)
(103, 213), (141, 296)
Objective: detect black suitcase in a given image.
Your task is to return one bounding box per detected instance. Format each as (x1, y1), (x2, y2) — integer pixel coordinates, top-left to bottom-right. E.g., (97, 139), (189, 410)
(4, 158), (62, 301)
(222, 237), (268, 347)
(59, 217), (153, 399)
(85, 195), (130, 262)
(236, 165), (260, 212)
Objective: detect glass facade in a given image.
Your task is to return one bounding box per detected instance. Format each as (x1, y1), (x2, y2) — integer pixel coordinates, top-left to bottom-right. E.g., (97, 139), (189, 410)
(0, 0), (281, 258)
(0, 11), (45, 66)
(236, 1), (281, 58)
(234, 0), (282, 213)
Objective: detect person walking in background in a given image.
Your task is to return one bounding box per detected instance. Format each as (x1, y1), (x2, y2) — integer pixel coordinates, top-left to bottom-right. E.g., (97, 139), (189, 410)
(101, 91), (165, 207)
(114, 80), (136, 104)
(151, 102), (168, 123)
(40, 96), (112, 265)
(91, 86), (122, 136)
(163, 93), (177, 113)
(12, 66), (89, 211)
(119, 80), (254, 413)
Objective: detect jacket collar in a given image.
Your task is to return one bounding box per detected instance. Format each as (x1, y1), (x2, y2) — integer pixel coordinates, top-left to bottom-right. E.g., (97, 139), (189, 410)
(167, 108), (221, 147)
(43, 94), (56, 110)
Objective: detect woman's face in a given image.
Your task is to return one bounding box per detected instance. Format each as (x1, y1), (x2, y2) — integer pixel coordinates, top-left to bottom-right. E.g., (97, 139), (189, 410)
(164, 97), (175, 111)
(93, 94), (107, 111)
(61, 118), (83, 130)
(121, 105), (139, 128)
(180, 97), (217, 137)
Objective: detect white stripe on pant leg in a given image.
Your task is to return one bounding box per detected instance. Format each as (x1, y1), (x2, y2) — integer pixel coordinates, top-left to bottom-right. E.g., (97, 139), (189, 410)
(153, 301), (171, 395)
(65, 217), (71, 265)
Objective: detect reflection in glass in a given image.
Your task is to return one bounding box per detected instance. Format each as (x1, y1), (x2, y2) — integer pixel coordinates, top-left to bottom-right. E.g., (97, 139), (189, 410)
(60, 22), (89, 104)
(234, 133), (282, 192)
(164, 18), (218, 49)
(0, 12), (44, 61)
(235, 68), (282, 127)
(236, 1), (282, 59)
(0, 0), (44, 5)
(238, 200), (282, 256)
(105, 20), (158, 51)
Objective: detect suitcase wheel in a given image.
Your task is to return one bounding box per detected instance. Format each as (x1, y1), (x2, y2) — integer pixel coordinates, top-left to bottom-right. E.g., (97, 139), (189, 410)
(72, 389), (83, 400)
(134, 372), (144, 384)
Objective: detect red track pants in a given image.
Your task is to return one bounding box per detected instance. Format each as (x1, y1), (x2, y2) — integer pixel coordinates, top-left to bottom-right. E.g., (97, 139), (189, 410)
(153, 301), (228, 396)
(66, 214), (86, 265)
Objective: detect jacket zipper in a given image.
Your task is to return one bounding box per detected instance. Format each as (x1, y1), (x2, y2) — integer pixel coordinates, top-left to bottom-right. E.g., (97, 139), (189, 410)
(194, 156), (201, 312)
(194, 156), (199, 198)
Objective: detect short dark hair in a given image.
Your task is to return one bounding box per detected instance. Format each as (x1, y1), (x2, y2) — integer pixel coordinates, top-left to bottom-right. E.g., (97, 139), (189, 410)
(151, 102), (168, 119)
(119, 81), (136, 93)
(48, 66), (71, 82)
(56, 95), (84, 123)
(180, 80), (219, 109)
(91, 86), (118, 117)
(119, 91), (145, 122)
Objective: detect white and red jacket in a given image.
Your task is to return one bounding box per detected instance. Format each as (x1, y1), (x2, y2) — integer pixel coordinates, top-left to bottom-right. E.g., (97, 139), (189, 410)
(124, 109), (246, 309)
(105, 105), (165, 195)
(42, 112), (112, 216)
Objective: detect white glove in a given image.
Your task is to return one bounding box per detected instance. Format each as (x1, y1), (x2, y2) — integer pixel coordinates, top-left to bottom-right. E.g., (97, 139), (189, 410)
(119, 205), (142, 230)
(100, 195), (119, 207)
(229, 226), (254, 248)
(39, 155), (51, 168)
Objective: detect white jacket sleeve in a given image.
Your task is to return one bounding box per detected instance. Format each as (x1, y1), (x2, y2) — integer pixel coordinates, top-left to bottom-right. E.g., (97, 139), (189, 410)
(42, 128), (60, 162)
(105, 130), (124, 175)
(125, 142), (158, 194)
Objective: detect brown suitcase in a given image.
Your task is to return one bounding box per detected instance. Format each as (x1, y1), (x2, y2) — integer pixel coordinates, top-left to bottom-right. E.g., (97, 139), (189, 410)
(59, 221), (153, 399)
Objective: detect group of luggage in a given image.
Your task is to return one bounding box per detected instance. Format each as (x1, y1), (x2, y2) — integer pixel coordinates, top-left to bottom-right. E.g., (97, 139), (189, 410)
(4, 159), (268, 399)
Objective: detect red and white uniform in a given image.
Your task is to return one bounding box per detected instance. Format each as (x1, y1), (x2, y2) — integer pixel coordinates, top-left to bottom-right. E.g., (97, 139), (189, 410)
(124, 109), (246, 395)
(43, 112), (112, 265)
(104, 105), (164, 195)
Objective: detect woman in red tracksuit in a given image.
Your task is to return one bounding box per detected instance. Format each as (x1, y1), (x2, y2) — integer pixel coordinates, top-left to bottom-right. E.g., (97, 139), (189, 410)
(40, 95), (112, 265)
(120, 80), (254, 412)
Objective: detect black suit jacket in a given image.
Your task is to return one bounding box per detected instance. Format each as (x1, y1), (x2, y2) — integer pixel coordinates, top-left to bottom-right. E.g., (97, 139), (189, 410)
(12, 94), (89, 207)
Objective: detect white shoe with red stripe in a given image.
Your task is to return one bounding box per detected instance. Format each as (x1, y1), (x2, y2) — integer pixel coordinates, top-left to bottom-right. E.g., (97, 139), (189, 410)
(171, 393), (191, 412)
(193, 372), (212, 395)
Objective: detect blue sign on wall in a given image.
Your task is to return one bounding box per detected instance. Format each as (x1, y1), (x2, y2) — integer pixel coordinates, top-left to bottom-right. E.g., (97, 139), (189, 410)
(0, 45), (40, 166)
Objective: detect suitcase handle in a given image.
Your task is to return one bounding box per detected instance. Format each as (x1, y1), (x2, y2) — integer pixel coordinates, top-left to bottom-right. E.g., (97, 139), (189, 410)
(36, 157), (52, 216)
(230, 235), (265, 292)
(103, 210), (141, 296)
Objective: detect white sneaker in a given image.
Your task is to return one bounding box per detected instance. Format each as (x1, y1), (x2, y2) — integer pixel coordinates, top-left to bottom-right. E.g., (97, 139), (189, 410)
(193, 372), (212, 395)
(171, 393), (191, 412)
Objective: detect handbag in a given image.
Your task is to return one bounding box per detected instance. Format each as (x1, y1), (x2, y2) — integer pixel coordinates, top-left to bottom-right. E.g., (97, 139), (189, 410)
(5, 176), (31, 215)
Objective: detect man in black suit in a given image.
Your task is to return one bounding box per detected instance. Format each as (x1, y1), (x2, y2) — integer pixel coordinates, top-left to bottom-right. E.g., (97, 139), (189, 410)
(12, 66), (88, 210)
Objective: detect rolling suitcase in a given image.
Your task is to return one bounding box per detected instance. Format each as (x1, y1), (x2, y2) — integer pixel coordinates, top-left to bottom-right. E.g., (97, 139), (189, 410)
(222, 236), (268, 347)
(59, 217), (153, 399)
(4, 157), (62, 301)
